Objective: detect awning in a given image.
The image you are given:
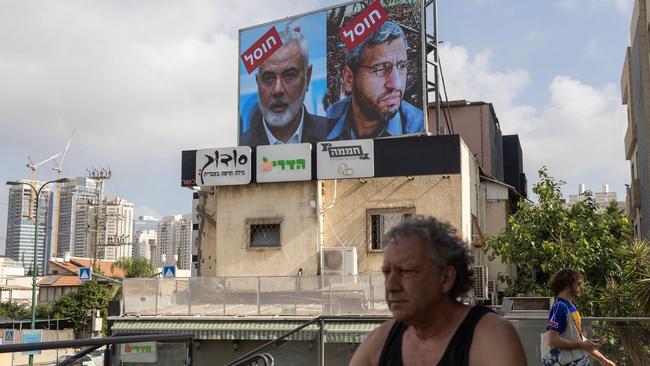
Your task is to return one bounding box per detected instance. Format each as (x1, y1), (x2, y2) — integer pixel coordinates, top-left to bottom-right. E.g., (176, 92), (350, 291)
(111, 319), (383, 343)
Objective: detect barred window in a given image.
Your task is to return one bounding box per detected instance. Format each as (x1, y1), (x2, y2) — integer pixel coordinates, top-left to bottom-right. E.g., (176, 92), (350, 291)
(368, 209), (414, 251)
(245, 217), (282, 248)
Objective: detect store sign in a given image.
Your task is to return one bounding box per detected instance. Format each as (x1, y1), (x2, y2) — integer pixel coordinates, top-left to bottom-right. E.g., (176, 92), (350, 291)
(256, 143), (312, 183)
(196, 147), (252, 186)
(120, 342), (157, 363)
(316, 139), (374, 179)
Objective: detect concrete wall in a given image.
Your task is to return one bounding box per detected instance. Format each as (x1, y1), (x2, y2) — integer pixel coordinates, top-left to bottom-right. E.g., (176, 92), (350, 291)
(204, 181), (320, 277)
(482, 181), (516, 290)
(321, 143), (477, 273)
(199, 143), (481, 277)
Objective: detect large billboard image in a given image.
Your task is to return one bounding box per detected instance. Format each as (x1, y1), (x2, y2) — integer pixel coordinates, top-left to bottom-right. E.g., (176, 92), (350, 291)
(238, 0), (425, 147)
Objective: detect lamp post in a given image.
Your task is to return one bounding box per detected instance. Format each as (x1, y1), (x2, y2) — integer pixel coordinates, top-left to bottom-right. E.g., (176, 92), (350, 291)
(6, 177), (68, 366)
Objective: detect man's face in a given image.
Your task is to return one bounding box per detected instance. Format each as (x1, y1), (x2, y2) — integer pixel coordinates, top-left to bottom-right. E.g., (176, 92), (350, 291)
(344, 38), (408, 124)
(382, 234), (453, 325)
(570, 277), (585, 298)
(256, 42), (312, 128)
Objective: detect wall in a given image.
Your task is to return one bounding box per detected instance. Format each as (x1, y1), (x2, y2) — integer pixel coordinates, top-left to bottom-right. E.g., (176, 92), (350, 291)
(204, 181), (320, 277)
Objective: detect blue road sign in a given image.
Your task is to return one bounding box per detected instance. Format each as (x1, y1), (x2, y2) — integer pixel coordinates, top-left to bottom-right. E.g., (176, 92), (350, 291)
(4, 330), (13, 340)
(79, 267), (92, 281)
(162, 265), (176, 278)
(21, 330), (42, 355)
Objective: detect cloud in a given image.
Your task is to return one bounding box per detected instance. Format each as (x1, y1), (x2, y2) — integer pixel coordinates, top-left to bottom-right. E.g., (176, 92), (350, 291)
(0, 0), (324, 248)
(439, 43), (628, 198)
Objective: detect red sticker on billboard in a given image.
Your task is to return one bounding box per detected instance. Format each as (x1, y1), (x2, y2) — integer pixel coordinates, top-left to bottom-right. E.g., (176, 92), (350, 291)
(338, 1), (389, 51)
(240, 26), (283, 74)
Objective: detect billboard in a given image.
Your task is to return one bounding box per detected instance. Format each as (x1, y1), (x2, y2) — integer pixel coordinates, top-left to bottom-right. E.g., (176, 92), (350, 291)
(195, 147), (252, 186)
(238, 0), (425, 147)
(317, 139), (374, 179)
(257, 143), (313, 183)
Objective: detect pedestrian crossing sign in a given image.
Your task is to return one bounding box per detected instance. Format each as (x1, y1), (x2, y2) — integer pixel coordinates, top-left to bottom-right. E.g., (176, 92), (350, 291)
(79, 267), (92, 281)
(163, 265), (176, 278)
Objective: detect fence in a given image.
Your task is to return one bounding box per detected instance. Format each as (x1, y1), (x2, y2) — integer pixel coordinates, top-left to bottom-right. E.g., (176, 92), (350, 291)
(123, 274), (389, 316)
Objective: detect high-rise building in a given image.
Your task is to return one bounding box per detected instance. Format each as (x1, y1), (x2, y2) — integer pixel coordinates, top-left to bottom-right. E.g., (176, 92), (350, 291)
(73, 196), (134, 261)
(56, 177), (101, 257)
(4, 180), (54, 274)
(622, 0), (650, 239)
(133, 229), (157, 260)
(132, 216), (160, 259)
(155, 214), (192, 270)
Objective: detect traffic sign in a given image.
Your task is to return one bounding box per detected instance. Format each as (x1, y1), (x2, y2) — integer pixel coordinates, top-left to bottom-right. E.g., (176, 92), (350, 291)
(79, 267), (92, 281)
(162, 265), (176, 278)
(4, 330), (13, 340)
(21, 330), (42, 355)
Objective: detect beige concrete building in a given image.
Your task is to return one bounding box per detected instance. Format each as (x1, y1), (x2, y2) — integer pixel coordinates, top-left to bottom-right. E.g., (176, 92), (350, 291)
(196, 136), (517, 300)
(621, 0), (650, 239)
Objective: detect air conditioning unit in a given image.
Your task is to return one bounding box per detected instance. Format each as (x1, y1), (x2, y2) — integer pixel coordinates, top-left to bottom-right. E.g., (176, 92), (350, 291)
(473, 265), (488, 299)
(321, 247), (358, 276)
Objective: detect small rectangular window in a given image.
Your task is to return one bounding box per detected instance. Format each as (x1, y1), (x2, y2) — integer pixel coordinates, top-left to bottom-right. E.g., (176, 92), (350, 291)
(368, 209), (414, 251)
(250, 224), (280, 247)
(245, 217), (283, 249)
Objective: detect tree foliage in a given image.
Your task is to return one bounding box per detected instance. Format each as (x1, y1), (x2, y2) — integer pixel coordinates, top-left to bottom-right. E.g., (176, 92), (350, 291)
(0, 301), (30, 320)
(53, 280), (112, 335)
(485, 167), (633, 315)
(111, 256), (155, 278)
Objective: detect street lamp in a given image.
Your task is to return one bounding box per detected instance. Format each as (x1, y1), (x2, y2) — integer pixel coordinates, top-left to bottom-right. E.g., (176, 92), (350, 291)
(6, 177), (68, 366)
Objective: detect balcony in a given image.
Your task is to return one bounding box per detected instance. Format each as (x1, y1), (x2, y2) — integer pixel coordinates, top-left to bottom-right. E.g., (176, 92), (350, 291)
(625, 120), (637, 160)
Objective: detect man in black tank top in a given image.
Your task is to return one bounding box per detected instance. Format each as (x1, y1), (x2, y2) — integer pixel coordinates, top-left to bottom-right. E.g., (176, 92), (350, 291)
(349, 216), (526, 366)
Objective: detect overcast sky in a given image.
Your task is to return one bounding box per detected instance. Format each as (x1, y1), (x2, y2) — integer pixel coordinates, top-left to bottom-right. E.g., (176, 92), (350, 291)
(0, 0), (634, 252)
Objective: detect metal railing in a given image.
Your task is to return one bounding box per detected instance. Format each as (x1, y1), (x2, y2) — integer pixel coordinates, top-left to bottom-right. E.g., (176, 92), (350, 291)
(0, 333), (194, 366)
(123, 274), (390, 316)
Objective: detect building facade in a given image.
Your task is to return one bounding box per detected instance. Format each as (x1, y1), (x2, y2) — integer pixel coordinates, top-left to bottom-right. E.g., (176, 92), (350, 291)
(131, 215), (160, 259)
(155, 214), (192, 270)
(56, 177), (101, 257)
(622, 0), (650, 239)
(568, 184), (621, 207)
(133, 229), (157, 260)
(73, 196), (134, 261)
(4, 180), (53, 275)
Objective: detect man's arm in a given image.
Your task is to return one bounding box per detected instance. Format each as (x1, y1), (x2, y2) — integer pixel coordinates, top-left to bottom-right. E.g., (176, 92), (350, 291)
(471, 313), (527, 366)
(349, 320), (393, 366)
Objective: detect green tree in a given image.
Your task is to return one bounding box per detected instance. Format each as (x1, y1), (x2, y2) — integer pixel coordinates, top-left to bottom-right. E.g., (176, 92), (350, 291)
(0, 301), (30, 320)
(53, 280), (112, 335)
(111, 256), (155, 278)
(485, 167), (633, 315)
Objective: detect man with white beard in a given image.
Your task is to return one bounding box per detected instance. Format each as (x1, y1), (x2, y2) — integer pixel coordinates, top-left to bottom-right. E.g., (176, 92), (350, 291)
(240, 27), (327, 146)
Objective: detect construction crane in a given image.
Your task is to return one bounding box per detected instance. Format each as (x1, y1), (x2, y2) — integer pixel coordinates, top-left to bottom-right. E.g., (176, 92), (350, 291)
(25, 152), (61, 220)
(50, 130), (75, 258)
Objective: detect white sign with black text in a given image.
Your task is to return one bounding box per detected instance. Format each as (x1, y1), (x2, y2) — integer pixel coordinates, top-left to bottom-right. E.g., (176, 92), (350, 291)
(316, 139), (374, 179)
(256, 143), (312, 183)
(196, 147), (252, 186)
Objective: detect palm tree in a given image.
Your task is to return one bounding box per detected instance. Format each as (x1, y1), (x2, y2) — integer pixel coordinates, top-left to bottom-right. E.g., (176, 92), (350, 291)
(111, 257), (154, 278)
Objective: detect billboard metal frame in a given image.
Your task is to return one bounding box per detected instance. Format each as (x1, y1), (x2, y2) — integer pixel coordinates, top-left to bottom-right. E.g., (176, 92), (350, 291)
(236, 0), (439, 145)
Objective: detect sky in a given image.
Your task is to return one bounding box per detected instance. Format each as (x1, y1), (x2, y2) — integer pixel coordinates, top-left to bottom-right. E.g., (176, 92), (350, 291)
(0, 0), (635, 252)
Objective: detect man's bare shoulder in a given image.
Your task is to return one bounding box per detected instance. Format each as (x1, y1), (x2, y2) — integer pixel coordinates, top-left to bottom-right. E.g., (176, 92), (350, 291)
(470, 312), (527, 366)
(349, 319), (396, 366)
